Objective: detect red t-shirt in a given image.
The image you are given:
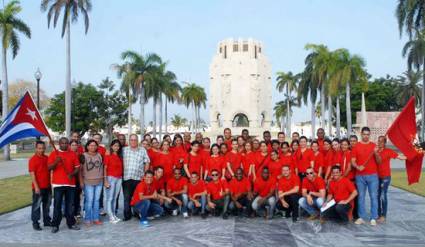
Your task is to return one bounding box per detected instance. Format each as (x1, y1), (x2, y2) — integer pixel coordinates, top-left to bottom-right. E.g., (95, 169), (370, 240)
(207, 180), (228, 200)
(254, 152), (270, 173)
(378, 148), (398, 178)
(277, 174), (300, 192)
(243, 151), (258, 176)
(185, 152), (203, 175)
(130, 181), (155, 206)
(266, 159), (284, 179)
(98, 146), (106, 159)
(153, 176), (166, 192)
(48, 151), (80, 186)
(156, 152), (175, 180)
(187, 180), (206, 198)
(147, 149), (160, 170)
(312, 152), (324, 174)
(330, 150), (343, 167)
(280, 153), (296, 173)
(170, 145), (188, 169)
(28, 154), (50, 189)
(104, 153), (123, 178)
(324, 150), (333, 173)
(301, 176), (326, 193)
(328, 177), (356, 203)
(183, 141), (191, 152)
(206, 155), (224, 174)
(224, 139), (233, 151)
(228, 177), (251, 195)
(352, 142), (378, 176)
(253, 177), (276, 197)
(225, 151), (243, 176)
(340, 150), (354, 179)
(295, 148), (314, 173)
(317, 139), (325, 153)
(167, 177), (188, 193)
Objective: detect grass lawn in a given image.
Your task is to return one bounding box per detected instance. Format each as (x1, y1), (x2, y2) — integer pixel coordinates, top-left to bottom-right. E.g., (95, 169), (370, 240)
(0, 175), (32, 215)
(390, 170), (425, 197)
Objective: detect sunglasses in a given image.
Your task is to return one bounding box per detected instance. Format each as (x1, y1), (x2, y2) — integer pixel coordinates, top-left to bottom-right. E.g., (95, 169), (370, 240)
(211, 173), (219, 177)
(307, 172), (314, 175)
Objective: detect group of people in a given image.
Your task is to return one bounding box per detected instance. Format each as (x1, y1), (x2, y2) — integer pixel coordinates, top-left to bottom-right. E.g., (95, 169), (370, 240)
(28, 126), (405, 232)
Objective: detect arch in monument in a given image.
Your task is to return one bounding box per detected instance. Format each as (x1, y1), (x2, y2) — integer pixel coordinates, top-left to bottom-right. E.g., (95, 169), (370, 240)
(232, 113), (249, 127)
(216, 113), (223, 127)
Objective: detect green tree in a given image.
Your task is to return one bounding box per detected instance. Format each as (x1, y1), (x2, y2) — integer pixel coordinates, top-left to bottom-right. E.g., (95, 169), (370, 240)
(273, 97), (299, 130)
(94, 77), (128, 143)
(276, 71), (300, 134)
(181, 83), (207, 132)
(396, 70), (423, 105)
(170, 114), (187, 129)
(45, 82), (102, 136)
(0, 0), (31, 160)
(41, 0), (91, 138)
(162, 75), (181, 135)
(298, 69), (319, 138)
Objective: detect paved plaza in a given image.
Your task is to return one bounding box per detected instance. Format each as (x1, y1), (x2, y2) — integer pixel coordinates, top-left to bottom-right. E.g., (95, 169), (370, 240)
(0, 186), (424, 247)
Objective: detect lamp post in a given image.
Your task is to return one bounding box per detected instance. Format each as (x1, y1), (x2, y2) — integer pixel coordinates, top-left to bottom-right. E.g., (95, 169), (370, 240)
(34, 68), (42, 110)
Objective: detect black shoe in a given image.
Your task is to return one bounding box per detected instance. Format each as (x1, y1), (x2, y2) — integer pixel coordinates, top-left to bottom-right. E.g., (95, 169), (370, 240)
(51, 227), (59, 233)
(201, 213), (207, 219)
(33, 224), (42, 231)
(68, 225), (80, 230)
(44, 221), (53, 227)
(222, 213), (229, 220)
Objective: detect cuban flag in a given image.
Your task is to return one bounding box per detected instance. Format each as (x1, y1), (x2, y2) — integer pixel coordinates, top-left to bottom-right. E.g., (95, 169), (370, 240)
(0, 91), (50, 149)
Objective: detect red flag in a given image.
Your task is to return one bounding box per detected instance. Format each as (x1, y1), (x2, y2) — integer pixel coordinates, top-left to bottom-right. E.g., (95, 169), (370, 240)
(386, 96), (423, 184)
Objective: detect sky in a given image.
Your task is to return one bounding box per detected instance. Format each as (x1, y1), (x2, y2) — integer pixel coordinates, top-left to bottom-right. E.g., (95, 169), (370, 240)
(7, 0), (408, 124)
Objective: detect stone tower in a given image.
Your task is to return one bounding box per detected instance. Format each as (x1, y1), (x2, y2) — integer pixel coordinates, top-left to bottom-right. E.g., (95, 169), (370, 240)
(209, 38), (272, 137)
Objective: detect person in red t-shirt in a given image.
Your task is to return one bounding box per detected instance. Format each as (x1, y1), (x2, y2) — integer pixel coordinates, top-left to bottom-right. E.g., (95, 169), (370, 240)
(224, 128), (233, 150)
(225, 140), (243, 179)
(254, 141), (270, 180)
(131, 171), (164, 227)
(266, 150), (284, 180)
(340, 139), (354, 180)
(184, 141), (204, 178)
(376, 136), (406, 223)
(316, 128), (326, 153)
(165, 168), (189, 217)
(280, 142), (296, 174)
(204, 144), (226, 180)
(170, 134), (187, 169)
(299, 167), (326, 219)
(252, 139), (260, 153)
(349, 135), (358, 149)
(263, 130), (272, 153)
(351, 127), (382, 226)
(271, 140), (281, 155)
(237, 136), (246, 153)
(29, 141), (52, 230)
(152, 167), (172, 206)
(291, 132), (300, 141)
(295, 136), (314, 181)
(69, 140), (83, 219)
(311, 141), (324, 177)
(277, 132), (286, 145)
(228, 168), (253, 216)
(252, 167), (276, 219)
(104, 139), (123, 223)
(243, 141), (258, 179)
(156, 140), (175, 181)
(187, 172), (207, 218)
(321, 166), (358, 223)
(206, 169), (230, 218)
(48, 137), (80, 233)
(93, 133), (106, 159)
(277, 165), (300, 222)
(201, 137), (211, 158)
(183, 132), (192, 152)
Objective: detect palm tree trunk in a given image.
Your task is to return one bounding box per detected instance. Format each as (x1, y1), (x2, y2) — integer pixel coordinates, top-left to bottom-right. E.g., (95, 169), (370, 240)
(336, 96), (341, 138)
(158, 94), (163, 140)
(2, 45), (10, 160)
(195, 104), (199, 133)
(346, 82), (352, 137)
(321, 83), (326, 129)
(153, 98), (157, 137)
(286, 86), (291, 135)
(422, 63), (425, 141)
(280, 115), (285, 132)
(197, 105), (201, 131)
(140, 83), (145, 135)
(328, 95), (332, 137)
(164, 98), (168, 135)
(191, 102), (195, 133)
(311, 100), (316, 139)
(128, 87), (132, 139)
(65, 20), (71, 138)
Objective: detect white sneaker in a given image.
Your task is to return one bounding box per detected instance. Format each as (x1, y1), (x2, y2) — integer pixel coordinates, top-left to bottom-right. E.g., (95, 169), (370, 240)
(370, 219), (377, 226)
(183, 212), (189, 218)
(354, 218), (365, 225)
(172, 210), (178, 216)
(109, 217), (118, 224)
(113, 216), (121, 222)
(147, 216), (155, 220)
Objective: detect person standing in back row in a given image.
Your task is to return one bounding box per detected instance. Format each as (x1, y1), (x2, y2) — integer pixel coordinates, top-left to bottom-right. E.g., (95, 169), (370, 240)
(351, 127), (381, 226)
(122, 134), (150, 221)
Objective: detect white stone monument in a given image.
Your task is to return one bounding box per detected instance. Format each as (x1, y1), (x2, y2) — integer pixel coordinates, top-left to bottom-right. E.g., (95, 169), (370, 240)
(209, 38), (272, 137)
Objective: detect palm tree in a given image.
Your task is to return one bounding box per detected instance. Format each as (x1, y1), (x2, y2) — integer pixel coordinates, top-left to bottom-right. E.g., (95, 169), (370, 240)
(41, 0), (91, 138)
(119, 50), (161, 136)
(170, 114), (187, 129)
(396, 70), (422, 105)
(276, 71), (299, 135)
(328, 48), (367, 137)
(0, 0), (30, 160)
(299, 70), (319, 138)
(181, 83), (207, 133)
(304, 44), (333, 131)
(274, 97), (299, 132)
(163, 80), (181, 135)
(397, 0), (425, 140)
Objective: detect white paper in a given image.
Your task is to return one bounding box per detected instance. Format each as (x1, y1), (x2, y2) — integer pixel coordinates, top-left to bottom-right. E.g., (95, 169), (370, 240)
(320, 199), (336, 212)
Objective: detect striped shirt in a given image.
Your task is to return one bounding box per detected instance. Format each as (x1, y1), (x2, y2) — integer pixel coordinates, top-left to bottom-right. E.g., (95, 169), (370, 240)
(122, 146), (150, 181)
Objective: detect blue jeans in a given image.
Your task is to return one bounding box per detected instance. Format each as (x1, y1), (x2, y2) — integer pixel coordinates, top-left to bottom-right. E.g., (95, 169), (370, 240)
(252, 196), (276, 218)
(356, 174), (379, 220)
(165, 194), (188, 213)
(105, 176), (122, 219)
(134, 200), (164, 222)
(84, 183), (103, 222)
(298, 196), (324, 216)
(187, 195), (207, 214)
(378, 176), (391, 217)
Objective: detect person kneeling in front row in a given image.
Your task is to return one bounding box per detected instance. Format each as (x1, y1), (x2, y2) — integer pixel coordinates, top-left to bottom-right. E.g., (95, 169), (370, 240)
(165, 168), (189, 218)
(298, 167), (326, 220)
(228, 168), (253, 217)
(130, 171), (164, 227)
(276, 165), (300, 222)
(187, 172), (208, 218)
(252, 167), (276, 219)
(206, 169), (230, 219)
(321, 166), (358, 223)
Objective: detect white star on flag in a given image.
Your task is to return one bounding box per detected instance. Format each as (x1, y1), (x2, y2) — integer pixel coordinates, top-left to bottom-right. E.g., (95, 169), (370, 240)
(25, 108), (37, 120)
